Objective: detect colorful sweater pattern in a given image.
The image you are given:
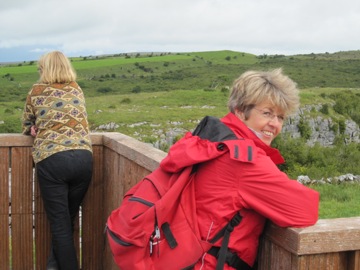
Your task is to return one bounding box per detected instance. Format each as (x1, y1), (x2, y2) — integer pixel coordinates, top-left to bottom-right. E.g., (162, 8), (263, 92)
(22, 81), (92, 163)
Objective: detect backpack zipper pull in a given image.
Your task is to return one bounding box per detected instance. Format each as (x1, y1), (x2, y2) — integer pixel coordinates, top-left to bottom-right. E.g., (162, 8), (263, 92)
(155, 225), (161, 256)
(149, 225), (160, 256)
(154, 225), (161, 239)
(149, 239), (153, 255)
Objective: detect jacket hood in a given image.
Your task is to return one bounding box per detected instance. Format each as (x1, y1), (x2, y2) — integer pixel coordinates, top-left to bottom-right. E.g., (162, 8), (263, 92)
(160, 114), (285, 173)
(160, 131), (231, 173)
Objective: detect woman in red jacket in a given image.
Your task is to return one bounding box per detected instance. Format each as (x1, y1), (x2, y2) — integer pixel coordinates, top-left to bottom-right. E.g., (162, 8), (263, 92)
(161, 68), (319, 269)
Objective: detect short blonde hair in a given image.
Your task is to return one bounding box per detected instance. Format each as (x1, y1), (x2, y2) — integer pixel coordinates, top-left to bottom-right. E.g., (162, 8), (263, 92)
(38, 51), (76, 84)
(227, 68), (299, 117)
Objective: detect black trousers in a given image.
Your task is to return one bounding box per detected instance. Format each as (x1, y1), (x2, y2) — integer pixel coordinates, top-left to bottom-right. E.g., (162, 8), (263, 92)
(36, 150), (93, 270)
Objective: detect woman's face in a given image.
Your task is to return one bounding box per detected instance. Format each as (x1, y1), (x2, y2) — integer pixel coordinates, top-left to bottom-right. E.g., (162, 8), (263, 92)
(236, 101), (285, 145)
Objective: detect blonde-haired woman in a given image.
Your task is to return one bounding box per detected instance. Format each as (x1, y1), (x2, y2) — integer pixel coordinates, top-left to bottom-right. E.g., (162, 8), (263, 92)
(158, 68), (319, 269)
(23, 51), (92, 270)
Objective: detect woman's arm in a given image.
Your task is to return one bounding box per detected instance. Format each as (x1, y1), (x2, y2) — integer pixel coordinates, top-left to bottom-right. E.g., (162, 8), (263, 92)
(237, 155), (319, 227)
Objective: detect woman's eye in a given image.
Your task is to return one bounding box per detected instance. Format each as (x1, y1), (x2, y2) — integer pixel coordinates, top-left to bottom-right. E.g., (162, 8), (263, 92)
(263, 111), (272, 117)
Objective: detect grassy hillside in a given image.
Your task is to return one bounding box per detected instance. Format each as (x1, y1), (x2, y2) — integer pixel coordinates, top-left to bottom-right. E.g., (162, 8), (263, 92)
(2, 49), (360, 130)
(1, 50), (360, 100)
(1, 49), (360, 136)
(1, 50), (360, 218)
(1, 49), (360, 129)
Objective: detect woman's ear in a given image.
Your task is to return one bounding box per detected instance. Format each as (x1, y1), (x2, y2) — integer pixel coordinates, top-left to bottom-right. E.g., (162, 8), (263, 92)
(235, 109), (245, 121)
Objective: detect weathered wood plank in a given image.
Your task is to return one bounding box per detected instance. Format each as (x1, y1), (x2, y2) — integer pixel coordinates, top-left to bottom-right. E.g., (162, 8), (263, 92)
(82, 145), (105, 270)
(0, 133), (106, 147)
(348, 250), (360, 270)
(90, 133), (104, 146)
(0, 134), (34, 147)
(0, 147), (10, 270)
(102, 132), (166, 172)
(296, 252), (348, 270)
(102, 147), (122, 270)
(34, 171), (51, 270)
(264, 217), (360, 255)
(257, 236), (292, 270)
(11, 147), (34, 269)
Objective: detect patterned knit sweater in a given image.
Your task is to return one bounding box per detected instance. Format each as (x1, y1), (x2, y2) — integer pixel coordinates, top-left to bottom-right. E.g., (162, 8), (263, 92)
(22, 81), (92, 163)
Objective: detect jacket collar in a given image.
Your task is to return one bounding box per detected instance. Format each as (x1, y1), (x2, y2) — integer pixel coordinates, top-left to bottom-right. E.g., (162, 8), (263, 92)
(221, 113), (285, 164)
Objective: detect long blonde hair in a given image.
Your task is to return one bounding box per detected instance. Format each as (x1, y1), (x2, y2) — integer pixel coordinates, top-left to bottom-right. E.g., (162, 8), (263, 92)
(38, 51), (76, 84)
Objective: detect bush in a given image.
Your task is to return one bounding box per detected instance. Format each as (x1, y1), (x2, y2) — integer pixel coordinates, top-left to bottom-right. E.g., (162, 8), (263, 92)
(97, 87), (113, 93)
(132, 86), (141, 93)
(320, 104), (329, 115)
(120, 98), (131, 104)
(78, 81), (86, 88)
(297, 118), (311, 140)
(273, 132), (360, 179)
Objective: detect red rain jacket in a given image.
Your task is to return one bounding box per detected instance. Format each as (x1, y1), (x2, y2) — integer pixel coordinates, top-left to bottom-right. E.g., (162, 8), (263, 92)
(160, 113), (319, 269)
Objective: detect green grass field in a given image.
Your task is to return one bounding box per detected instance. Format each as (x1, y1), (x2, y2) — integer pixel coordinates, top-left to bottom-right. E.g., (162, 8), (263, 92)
(311, 183), (360, 218)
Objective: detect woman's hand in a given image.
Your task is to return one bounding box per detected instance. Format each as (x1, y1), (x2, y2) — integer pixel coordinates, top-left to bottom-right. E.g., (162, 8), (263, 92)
(30, 125), (38, 137)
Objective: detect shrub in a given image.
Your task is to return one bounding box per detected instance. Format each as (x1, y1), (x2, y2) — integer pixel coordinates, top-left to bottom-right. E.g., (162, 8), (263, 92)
(319, 104), (329, 115)
(338, 119), (346, 134)
(297, 117), (311, 140)
(221, 87), (229, 95)
(132, 86), (141, 93)
(78, 81), (86, 88)
(120, 98), (131, 104)
(97, 87), (113, 93)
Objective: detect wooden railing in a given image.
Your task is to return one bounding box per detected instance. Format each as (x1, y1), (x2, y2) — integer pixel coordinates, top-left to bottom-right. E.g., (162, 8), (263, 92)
(0, 133), (165, 270)
(0, 133), (359, 270)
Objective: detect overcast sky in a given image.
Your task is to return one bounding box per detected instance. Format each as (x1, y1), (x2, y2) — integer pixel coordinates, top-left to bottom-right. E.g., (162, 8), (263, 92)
(1, 0), (360, 62)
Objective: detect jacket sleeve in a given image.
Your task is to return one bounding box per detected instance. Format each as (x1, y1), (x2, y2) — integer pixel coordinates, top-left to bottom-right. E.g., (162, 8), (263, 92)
(235, 152), (319, 228)
(22, 92), (36, 135)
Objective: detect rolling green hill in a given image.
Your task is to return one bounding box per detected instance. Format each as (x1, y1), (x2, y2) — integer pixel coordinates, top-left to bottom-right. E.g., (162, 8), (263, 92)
(1, 50), (360, 218)
(1, 49), (360, 138)
(1, 50), (360, 100)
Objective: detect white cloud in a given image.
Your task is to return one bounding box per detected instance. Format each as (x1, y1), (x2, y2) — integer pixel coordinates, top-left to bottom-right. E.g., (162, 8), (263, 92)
(1, 0), (360, 61)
